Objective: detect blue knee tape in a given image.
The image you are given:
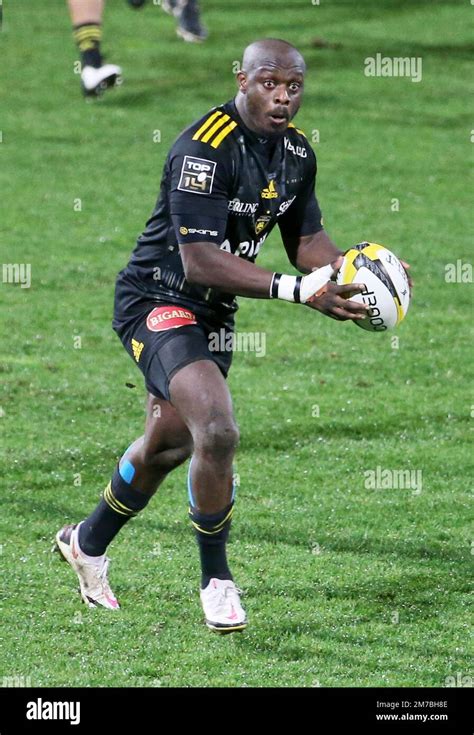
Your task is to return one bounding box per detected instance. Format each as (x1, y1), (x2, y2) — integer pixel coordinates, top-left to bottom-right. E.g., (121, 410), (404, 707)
(119, 460), (136, 484)
(187, 457), (195, 506)
(187, 457), (237, 506)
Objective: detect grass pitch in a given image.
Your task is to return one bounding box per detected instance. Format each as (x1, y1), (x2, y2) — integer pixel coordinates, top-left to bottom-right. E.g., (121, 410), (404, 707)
(0, 0), (472, 687)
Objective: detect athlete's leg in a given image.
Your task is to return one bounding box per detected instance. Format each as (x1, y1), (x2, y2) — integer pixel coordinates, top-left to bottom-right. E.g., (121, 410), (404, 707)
(162, 1), (208, 43)
(68, 0), (104, 68)
(68, 0), (104, 27)
(67, 0), (122, 96)
(168, 359), (247, 631)
(78, 393), (193, 556)
(55, 392), (193, 608)
(169, 359), (238, 515)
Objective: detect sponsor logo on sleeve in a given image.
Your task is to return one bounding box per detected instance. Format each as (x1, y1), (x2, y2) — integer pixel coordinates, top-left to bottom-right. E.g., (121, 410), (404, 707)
(179, 226), (218, 237)
(146, 306), (197, 332)
(177, 156), (216, 195)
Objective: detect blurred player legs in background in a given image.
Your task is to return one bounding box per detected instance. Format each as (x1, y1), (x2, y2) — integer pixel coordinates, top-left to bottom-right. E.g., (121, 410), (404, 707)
(68, 0), (122, 97)
(68, 0), (207, 97)
(160, 0), (208, 44)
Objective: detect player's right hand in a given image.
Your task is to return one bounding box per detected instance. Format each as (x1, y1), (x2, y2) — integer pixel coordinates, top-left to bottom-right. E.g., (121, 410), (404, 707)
(303, 257), (369, 321)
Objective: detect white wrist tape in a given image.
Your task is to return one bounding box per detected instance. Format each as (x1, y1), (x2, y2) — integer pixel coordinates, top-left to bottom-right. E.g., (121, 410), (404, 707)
(270, 263), (335, 303)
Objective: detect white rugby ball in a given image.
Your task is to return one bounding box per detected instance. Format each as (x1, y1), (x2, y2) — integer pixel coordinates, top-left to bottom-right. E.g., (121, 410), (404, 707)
(336, 242), (410, 331)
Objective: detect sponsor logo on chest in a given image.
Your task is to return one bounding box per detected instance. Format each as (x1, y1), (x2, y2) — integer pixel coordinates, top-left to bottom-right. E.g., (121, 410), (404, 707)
(228, 198), (259, 215)
(284, 138), (308, 158)
(277, 195), (296, 216)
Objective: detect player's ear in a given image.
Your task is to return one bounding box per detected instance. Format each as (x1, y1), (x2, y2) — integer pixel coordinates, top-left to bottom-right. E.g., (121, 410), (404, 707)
(236, 71), (248, 92)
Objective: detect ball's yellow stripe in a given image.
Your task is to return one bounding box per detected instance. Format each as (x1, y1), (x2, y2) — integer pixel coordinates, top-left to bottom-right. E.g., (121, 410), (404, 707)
(394, 296), (405, 325)
(340, 249), (360, 284)
(360, 243), (383, 260)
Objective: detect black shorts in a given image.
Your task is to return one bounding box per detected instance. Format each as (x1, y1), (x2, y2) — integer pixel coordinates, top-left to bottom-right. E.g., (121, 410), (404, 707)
(113, 301), (233, 401)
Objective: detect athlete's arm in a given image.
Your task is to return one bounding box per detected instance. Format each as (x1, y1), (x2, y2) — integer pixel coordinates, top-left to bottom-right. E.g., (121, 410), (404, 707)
(180, 240), (272, 297)
(180, 241), (367, 320)
(282, 229), (342, 273)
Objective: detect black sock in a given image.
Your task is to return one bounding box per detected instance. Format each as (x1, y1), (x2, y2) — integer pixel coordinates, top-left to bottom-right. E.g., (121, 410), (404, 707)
(78, 466), (151, 556)
(189, 502), (234, 589)
(73, 22), (103, 69)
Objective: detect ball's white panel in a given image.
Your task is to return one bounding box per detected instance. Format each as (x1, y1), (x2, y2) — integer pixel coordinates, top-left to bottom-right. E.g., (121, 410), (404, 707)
(374, 246), (410, 317)
(348, 268), (398, 331)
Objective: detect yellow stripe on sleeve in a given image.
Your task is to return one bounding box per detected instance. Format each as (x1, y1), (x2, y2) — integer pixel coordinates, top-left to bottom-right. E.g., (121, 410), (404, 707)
(192, 111), (223, 141)
(200, 114), (230, 143)
(210, 121), (238, 148)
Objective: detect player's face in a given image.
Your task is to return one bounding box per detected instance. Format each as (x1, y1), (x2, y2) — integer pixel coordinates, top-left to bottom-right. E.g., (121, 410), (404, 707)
(238, 63), (305, 137)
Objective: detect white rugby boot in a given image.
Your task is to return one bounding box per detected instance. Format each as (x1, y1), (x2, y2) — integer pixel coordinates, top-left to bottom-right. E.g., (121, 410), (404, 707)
(200, 578), (247, 633)
(81, 64), (122, 97)
(54, 523), (120, 610)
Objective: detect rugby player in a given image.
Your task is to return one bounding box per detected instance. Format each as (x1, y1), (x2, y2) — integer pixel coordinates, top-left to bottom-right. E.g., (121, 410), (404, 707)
(69, 0), (206, 97)
(55, 38), (371, 632)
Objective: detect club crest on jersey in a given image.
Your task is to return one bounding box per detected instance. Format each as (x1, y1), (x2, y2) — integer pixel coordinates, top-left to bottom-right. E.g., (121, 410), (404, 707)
(146, 306), (197, 332)
(260, 180), (278, 199)
(255, 215), (271, 234)
(178, 156), (216, 195)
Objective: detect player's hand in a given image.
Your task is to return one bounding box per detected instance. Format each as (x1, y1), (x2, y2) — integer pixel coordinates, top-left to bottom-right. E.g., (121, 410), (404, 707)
(400, 260), (413, 294)
(306, 281), (369, 320)
(303, 257), (369, 321)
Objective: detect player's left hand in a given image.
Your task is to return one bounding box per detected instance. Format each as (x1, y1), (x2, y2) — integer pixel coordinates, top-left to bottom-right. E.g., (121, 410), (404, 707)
(306, 280), (369, 320)
(400, 260), (413, 293)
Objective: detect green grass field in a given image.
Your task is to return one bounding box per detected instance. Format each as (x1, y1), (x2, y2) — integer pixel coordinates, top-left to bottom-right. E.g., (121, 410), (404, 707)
(0, 0), (472, 688)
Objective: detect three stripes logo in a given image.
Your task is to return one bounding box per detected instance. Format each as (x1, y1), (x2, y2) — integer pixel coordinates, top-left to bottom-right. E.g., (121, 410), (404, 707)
(131, 338), (144, 363)
(192, 110), (238, 149)
(261, 179), (278, 199)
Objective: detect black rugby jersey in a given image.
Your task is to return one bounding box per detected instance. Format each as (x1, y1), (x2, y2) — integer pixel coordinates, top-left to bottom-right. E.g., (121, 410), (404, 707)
(116, 99), (323, 328)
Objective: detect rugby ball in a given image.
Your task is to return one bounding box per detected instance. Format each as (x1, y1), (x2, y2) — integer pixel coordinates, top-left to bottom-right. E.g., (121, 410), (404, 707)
(336, 242), (410, 331)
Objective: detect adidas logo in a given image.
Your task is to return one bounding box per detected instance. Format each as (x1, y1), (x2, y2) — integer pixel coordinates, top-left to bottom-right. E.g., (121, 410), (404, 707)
(131, 338), (144, 363)
(261, 180), (278, 199)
